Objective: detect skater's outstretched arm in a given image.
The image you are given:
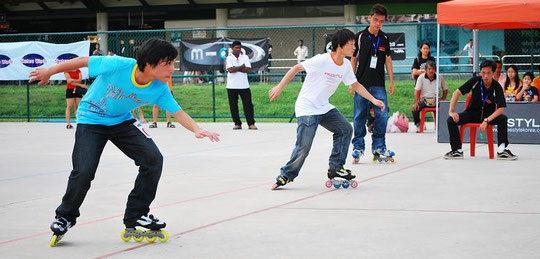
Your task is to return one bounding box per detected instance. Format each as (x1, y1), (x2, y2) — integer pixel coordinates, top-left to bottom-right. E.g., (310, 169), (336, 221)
(29, 57), (89, 85)
(172, 110), (220, 142)
(269, 63), (304, 101)
(350, 81), (386, 111)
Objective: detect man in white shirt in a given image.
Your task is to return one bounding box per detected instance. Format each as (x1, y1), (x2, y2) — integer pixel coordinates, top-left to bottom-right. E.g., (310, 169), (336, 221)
(226, 40), (257, 130)
(269, 29), (385, 190)
(293, 40), (309, 82)
(411, 61), (448, 132)
(457, 39), (482, 64)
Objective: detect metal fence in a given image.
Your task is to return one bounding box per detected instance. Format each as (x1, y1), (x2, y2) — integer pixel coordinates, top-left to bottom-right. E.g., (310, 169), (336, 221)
(0, 24), (538, 121)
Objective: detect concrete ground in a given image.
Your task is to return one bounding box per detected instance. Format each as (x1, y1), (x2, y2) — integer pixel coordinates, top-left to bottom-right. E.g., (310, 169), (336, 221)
(0, 122), (539, 259)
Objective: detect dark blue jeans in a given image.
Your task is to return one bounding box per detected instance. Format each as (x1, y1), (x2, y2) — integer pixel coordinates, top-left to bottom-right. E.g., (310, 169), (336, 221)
(280, 108), (353, 181)
(352, 86), (389, 152)
(55, 119), (163, 225)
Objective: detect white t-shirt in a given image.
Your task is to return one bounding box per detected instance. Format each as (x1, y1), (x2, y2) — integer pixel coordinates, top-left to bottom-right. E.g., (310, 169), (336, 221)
(414, 73), (448, 99)
(226, 53), (251, 89)
(295, 53), (357, 116)
(463, 43), (474, 57)
(294, 45), (309, 63)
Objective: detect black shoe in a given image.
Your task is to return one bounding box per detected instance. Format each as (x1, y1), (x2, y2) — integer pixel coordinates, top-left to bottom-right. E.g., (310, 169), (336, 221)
(271, 175), (291, 190)
(444, 150), (463, 160)
(327, 168), (356, 180)
(125, 214), (166, 230)
(497, 149), (518, 160)
(50, 216), (75, 235)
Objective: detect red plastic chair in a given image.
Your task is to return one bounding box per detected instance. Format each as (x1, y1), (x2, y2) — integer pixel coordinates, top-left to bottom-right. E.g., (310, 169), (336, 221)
(419, 107), (437, 133)
(459, 95), (494, 159)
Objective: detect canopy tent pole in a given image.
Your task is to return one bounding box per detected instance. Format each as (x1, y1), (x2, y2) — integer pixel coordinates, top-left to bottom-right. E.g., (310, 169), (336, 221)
(436, 23), (440, 139)
(473, 29), (479, 76)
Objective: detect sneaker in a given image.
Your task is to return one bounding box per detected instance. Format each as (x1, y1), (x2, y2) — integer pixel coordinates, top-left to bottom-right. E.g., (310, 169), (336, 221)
(50, 216), (75, 235)
(497, 149), (518, 160)
(233, 125), (242, 130)
(166, 122), (176, 128)
(149, 122), (157, 128)
(248, 124), (258, 130)
(444, 150), (463, 160)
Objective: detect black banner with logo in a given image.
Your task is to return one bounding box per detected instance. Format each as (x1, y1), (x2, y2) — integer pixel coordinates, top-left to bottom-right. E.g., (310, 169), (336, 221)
(179, 38), (269, 71)
(438, 102), (540, 144)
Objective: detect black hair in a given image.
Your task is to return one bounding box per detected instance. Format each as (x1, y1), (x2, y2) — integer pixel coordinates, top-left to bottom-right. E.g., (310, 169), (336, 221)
(505, 65), (520, 89)
(137, 38), (178, 72)
(331, 29), (355, 51)
(232, 40), (242, 47)
(469, 39), (473, 42)
(425, 60), (436, 69)
(480, 60), (496, 72)
(370, 4), (388, 17)
(299, 40), (304, 44)
(523, 72), (534, 81)
(418, 42), (430, 58)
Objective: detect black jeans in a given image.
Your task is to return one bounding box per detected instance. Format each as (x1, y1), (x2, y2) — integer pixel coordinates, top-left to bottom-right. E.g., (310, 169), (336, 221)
(412, 102), (435, 126)
(447, 111), (509, 151)
(55, 119), (163, 225)
(227, 88), (255, 126)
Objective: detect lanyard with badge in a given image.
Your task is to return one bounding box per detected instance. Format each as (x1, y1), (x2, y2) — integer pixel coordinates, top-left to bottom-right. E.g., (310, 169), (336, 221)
(479, 80), (491, 120)
(368, 34), (380, 69)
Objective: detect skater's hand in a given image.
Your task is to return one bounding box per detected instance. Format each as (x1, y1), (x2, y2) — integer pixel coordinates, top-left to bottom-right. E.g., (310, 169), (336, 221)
(29, 67), (53, 85)
(348, 85), (355, 95)
(372, 99), (385, 112)
(195, 129), (220, 142)
(269, 86), (283, 101)
(449, 112), (459, 123)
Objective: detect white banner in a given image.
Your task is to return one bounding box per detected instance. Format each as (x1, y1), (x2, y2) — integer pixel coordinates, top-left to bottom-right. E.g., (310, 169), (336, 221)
(0, 41), (90, 81)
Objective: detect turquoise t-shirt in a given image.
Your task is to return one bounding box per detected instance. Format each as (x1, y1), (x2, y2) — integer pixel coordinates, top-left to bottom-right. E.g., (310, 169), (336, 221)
(77, 56), (181, 126)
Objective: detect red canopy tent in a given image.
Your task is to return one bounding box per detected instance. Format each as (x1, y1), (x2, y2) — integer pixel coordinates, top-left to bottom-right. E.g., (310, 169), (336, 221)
(434, 0), (540, 136)
(437, 0), (540, 29)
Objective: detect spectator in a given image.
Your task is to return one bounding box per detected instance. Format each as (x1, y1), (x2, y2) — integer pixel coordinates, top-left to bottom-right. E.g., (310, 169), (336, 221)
(64, 69), (87, 129)
(411, 61), (448, 132)
(503, 65), (522, 102)
(350, 3), (396, 163)
(92, 43), (104, 56)
(294, 40), (309, 82)
(493, 60), (505, 85)
(444, 60), (517, 160)
(226, 40), (257, 130)
(516, 72), (538, 102)
(149, 77), (176, 128)
(532, 66), (540, 87)
(456, 39), (481, 65)
(411, 42), (435, 82)
(107, 50), (115, 56)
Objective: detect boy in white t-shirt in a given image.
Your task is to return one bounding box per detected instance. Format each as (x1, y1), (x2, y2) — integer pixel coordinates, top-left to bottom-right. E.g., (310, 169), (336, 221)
(269, 29), (385, 190)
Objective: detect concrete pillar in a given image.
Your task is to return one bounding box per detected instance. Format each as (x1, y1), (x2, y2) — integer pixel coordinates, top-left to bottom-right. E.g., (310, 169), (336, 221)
(344, 4), (357, 32)
(96, 12), (108, 54)
(215, 8), (228, 38)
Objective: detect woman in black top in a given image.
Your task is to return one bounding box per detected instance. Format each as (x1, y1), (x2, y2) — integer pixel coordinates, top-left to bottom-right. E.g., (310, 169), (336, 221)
(411, 42), (435, 82)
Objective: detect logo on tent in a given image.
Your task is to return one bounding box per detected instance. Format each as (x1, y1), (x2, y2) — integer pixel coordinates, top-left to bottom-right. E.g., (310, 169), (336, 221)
(0, 55), (12, 68)
(55, 53), (78, 64)
(21, 54), (47, 68)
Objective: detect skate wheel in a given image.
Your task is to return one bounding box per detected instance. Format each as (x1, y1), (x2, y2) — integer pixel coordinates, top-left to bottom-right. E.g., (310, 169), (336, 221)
(271, 183), (279, 190)
(145, 234), (157, 243)
(333, 180), (341, 189)
(50, 234), (60, 247)
(342, 180), (350, 189)
(133, 230), (145, 242)
(372, 159), (377, 164)
(158, 230), (169, 242)
(324, 180), (333, 188)
(390, 158), (395, 163)
(120, 230), (132, 242)
(350, 180), (358, 188)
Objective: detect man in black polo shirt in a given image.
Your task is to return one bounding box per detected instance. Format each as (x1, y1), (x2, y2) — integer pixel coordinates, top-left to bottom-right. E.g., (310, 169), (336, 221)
(444, 60), (517, 160)
(350, 3), (396, 163)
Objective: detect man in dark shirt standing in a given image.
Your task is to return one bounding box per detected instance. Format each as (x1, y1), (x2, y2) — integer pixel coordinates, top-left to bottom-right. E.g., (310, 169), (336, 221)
(445, 60), (517, 160)
(350, 3), (396, 164)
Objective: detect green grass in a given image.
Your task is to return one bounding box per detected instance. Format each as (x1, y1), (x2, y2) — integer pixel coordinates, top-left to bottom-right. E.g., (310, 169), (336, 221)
(0, 80), (467, 122)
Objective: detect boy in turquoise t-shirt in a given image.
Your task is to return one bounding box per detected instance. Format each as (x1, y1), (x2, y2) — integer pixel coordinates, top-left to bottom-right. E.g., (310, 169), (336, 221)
(29, 39), (220, 245)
